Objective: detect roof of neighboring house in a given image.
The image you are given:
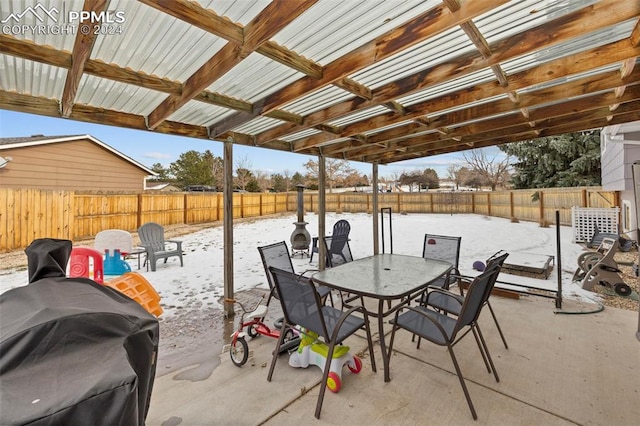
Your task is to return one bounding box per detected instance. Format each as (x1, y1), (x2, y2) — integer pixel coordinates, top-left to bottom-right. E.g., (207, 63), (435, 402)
(147, 182), (181, 191)
(0, 134), (156, 175)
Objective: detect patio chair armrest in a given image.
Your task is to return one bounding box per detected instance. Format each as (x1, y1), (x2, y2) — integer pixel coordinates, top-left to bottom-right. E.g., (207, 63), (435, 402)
(393, 305), (449, 340)
(424, 287), (463, 306)
(329, 304), (370, 342)
(165, 239), (183, 250)
(300, 268), (319, 277)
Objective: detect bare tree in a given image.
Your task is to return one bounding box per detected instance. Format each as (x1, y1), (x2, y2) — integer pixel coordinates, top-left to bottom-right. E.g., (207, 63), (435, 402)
(254, 170), (271, 192)
(234, 155), (253, 191)
(282, 169), (291, 192)
(462, 149), (511, 191)
(303, 158), (356, 193)
(447, 164), (462, 190)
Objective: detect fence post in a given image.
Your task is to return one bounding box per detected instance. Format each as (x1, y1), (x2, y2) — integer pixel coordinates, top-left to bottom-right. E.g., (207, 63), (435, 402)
(183, 193), (188, 224)
(510, 191), (514, 219)
(487, 193), (492, 216)
(539, 191), (545, 222)
(471, 192), (475, 213)
(137, 193), (143, 229)
(68, 190), (75, 243)
(397, 193), (401, 213)
(581, 189), (587, 207)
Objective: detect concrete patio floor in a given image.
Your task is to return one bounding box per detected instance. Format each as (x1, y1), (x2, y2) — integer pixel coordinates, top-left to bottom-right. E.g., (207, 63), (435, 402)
(147, 294), (639, 425)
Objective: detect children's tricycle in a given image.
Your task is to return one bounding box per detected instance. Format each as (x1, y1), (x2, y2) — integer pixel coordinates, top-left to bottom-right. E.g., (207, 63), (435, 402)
(288, 330), (362, 393)
(229, 297), (300, 367)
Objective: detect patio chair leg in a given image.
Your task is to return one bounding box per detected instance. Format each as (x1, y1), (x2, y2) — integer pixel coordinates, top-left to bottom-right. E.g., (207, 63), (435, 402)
(475, 325), (499, 383)
(267, 322), (288, 382)
(315, 340), (337, 419)
(487, 301), (509, 349)
(447, 344), (478, 421)
(471, 327), (491, 374)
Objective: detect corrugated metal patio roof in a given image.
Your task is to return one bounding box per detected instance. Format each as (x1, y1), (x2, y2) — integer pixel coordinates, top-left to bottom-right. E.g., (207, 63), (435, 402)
(0, 0), (638, 164)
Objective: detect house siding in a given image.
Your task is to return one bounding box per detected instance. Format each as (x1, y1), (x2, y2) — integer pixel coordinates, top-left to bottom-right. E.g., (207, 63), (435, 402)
(601, 134), (625, 191)
(0, 140), (149, 191)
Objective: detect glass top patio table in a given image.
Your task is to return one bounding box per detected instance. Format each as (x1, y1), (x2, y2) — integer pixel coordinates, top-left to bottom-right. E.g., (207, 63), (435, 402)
(312, 254), (452, 382)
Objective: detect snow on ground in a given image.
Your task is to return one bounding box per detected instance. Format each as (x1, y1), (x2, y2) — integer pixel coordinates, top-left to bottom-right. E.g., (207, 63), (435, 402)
(0, 213), (600, 316)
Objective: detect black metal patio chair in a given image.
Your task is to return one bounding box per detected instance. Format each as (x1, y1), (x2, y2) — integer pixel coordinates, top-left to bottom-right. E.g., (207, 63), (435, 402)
(421, 233), (462, 291)
(258, 241), (332, 307)
(322, 234), (353, 268)
(310, 219), (350, 263)
(424, 252), (510, 349)
(267, 267), (376, 419)
(388, 264), (501, 421)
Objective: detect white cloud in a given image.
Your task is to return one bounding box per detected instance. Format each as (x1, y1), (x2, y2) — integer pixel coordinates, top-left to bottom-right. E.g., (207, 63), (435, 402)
(144, 152), (172, 160)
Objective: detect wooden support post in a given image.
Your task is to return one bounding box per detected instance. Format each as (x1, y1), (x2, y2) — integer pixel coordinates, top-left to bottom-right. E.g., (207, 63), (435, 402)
(223, 138), (234, 318)
(581, 189), (588, 207)
(539, 191), (545, 223)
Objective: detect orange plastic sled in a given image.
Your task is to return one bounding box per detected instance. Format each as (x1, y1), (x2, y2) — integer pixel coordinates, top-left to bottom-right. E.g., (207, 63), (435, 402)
(105, 272), (163, 317)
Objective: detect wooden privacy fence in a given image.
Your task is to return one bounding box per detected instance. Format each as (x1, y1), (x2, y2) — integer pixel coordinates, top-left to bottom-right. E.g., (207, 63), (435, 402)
(0, 187), (617, 252)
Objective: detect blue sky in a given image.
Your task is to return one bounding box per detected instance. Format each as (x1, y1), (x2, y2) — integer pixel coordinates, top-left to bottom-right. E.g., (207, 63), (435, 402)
(0, 109), (480, 179)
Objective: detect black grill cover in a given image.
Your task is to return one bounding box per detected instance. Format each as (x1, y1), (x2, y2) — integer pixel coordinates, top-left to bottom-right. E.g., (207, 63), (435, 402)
(0, 239), (159, 425)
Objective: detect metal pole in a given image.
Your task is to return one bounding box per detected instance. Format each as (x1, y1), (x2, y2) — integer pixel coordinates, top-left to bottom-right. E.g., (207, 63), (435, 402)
(555, 210), (562, 309)
(372, 163), (379, 255)
(223, 138), (234, 318)
(318, 156), (326, 270)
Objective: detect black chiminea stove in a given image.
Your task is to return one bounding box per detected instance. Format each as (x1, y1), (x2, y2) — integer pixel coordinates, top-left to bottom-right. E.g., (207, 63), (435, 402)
(290, 184), (311, 257)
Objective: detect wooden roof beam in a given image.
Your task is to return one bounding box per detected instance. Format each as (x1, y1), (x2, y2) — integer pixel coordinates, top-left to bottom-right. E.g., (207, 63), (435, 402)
(336, 40), (640, 139)
(631, 18), (640, 47)
(354, 88), (640, 161)
(396, 110), (640, 163)
(60, 0), (108, 117)
(342, 65), (640, 149)
(250, 0), (639, 145)
(383, 101), (406, 115)
(209, 0), (510, 137)
(147, 0), (316, 129)
(415, 117), (430, 126)
(0, 34), (275, 115)
(265, 110), (305, 125)
(140, 0), (322, 78)
(358, 94), (640, 162)
(139, 0), (244, 44)
(333, 78), (372, 100)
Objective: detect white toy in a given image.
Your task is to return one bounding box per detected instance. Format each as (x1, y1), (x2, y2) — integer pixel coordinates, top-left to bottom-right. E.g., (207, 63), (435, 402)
(288, 330), (362, 392)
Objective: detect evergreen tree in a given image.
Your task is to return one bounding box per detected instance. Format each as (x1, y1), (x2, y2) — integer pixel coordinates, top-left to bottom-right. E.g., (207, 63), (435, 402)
(291, 172), (305, 188)
(169, 150), (222, 189)
(271, 173), (287, 192)
(149, 163), (171, 181)
(499, 131), (601, 189)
